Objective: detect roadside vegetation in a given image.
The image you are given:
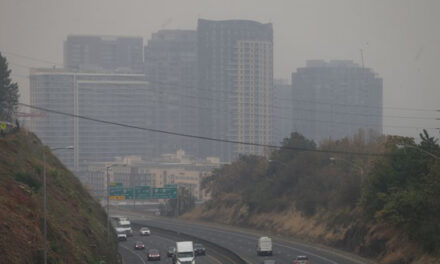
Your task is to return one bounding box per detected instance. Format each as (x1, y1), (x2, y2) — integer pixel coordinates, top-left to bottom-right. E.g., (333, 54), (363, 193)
(0, 131), (119, 263)
(193, 130), (440, 263)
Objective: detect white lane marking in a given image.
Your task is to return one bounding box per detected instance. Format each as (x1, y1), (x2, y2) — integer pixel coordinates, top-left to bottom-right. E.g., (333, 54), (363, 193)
(119, 244), (147, 264)
(149, 220), (339, 264)
(150, 231), (222, 264)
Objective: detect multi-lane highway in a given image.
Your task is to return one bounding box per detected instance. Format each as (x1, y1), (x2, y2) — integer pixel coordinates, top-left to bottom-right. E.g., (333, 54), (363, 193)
(118, 223), (245, 264)
(118, 231), (218, 264)
(130, 217), (373, 264)
(114, 208), (373, 264)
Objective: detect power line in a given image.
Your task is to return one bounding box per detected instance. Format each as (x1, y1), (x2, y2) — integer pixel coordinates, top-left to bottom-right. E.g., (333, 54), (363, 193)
(10, 73), (439, 130)
(4, 49), (438, 114)
(18, 102), (389, 157)
(2, 51), (63, 67)
(12, 63), (439, 122)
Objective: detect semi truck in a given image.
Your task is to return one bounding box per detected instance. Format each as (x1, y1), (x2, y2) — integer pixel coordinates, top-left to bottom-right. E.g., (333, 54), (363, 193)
(257, 236), (273, 256)
(173, 241), (195, 264)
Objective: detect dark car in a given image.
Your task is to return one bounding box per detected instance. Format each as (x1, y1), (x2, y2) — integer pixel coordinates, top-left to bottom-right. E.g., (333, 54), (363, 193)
(294, 255), (310, 264)
(194, 243), (206, 256)
(134, 241), (145, 250)
(147, 249), (161, 261)
(167, 246), (176, 257)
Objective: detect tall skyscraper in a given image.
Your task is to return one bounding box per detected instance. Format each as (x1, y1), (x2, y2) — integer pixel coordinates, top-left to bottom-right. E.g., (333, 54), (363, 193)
(144, 30), (198, 157)
(197, 19), (273, 161)
(64, 35), (144, 73)
(291, 60), (383, 143)
(29, 69), (153, 172)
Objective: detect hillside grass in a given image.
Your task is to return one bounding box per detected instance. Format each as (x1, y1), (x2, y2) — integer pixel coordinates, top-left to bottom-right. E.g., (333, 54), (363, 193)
(0, 130), (118, 263)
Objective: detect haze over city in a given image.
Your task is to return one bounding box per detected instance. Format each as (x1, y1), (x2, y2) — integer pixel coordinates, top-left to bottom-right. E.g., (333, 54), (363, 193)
(1, 0), (439, 139)
(1, 1), (440, 264)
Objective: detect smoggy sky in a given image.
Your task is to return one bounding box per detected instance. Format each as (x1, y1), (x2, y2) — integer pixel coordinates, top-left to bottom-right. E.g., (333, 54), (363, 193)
(1, 0), (439, 138)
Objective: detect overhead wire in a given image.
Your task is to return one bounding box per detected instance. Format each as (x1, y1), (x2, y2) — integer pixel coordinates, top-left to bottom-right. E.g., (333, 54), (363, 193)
(9, 72), (439, 131)
(18, 102), (391, 157)
(7, 61), (439, 124)
(4, 49), (439, 115)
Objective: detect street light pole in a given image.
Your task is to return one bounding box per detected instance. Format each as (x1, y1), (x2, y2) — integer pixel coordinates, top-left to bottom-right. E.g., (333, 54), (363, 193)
(396, 144), (440, 160)
(43, 146), (73, 264)
(43, 149), (47, 264)
(106, 165), (110, 242)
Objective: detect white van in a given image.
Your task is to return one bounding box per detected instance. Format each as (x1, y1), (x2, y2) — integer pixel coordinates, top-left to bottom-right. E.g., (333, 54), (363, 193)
(257, 236), (273, 256)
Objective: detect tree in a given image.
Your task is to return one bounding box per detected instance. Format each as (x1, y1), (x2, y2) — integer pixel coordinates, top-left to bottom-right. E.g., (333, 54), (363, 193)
(160, 187), (196, 217)
(0, 52), (19, 121)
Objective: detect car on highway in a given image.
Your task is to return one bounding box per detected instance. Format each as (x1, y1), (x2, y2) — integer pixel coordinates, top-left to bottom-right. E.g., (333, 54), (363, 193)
(147, 249), (161, 261)
(194, 243), (206, 256)
(294, 255), (310, 264)
(257, 236), (273, 256)
(139, 227), (151, 236)
(115, 226), (133, 237)
(167, 246), (176, 257)
(134, 241), (145, 250)
(117, 233), (127, 241)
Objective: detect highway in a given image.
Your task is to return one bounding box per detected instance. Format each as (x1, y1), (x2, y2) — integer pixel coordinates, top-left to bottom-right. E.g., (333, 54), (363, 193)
(130, 217), (372, 264)
(118, 224), (244, 264)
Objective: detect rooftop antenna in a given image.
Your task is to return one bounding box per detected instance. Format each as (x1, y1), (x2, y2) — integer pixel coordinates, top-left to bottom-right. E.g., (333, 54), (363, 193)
(360, 49), (365, 68)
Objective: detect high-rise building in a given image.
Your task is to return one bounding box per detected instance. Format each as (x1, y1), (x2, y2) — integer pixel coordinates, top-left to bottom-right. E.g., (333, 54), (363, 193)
(197, 19), (273, 161)
(233, 40), (273, 155)
(64, 35), (144, 73)
(29, 69), (153, 172)
(272, 79), (294, 145)
(291, 60), (383, 143)
(144, 30), (198, 157)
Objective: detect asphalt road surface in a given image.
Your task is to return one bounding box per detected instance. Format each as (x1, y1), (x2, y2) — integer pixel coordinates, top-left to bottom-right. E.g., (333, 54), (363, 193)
(131, 218), (371, 264)
(118, 229), (232, 264)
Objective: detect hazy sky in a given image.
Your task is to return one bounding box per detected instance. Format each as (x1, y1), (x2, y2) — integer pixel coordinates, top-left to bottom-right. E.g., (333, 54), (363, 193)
(1, 0), (439, 138)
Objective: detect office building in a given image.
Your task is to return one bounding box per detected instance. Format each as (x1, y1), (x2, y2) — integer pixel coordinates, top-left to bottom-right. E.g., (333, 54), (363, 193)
(197, 19), (273, 160)
(291, 60), (383, 143)
(144, 30), (198, 157)
(29, 69), (153, 172)
(64, 35), (144, 73)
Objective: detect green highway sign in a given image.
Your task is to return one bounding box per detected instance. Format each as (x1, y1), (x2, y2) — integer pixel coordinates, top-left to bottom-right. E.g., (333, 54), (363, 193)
(135, 186), (151, 199)
(152, 187), (177, 199)
(109, 185), (176, 199)
(109, 187), (133, 199)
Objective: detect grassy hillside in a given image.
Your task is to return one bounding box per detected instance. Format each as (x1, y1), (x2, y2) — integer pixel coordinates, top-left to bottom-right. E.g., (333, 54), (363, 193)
(0, 130), (118, 263)
(186, 131), (440, 264)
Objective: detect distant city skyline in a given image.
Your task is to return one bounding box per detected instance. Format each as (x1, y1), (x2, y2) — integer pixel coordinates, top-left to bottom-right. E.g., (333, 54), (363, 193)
(1, 0), (439, 140)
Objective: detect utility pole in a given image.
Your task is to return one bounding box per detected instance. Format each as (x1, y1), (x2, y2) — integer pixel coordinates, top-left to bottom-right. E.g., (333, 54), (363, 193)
(43, 146), (73, 264)
(43, 150), (47, 264)
(133, 185), (136, 209)
(106, 166), (110, 242)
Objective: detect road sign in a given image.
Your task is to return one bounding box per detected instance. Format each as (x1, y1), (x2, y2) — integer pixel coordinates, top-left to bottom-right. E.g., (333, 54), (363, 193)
(152, 187), (177, 199)
(109, 187), (133, 199)
(135, 186), (151, 199)
(109, 195), (125, 200)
